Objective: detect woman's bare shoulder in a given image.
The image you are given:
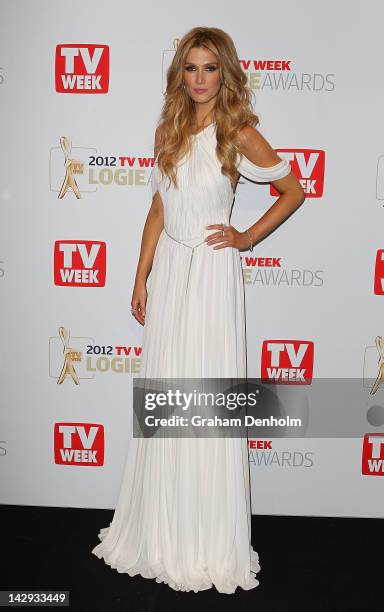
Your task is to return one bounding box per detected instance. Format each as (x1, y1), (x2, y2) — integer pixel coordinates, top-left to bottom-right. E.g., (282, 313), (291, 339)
(234, 124), (284, 167)
(235, 124), (266, 151)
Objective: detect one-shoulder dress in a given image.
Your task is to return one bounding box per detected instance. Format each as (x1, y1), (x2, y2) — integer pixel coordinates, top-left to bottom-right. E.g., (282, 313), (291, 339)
(91, 122), (291, 594)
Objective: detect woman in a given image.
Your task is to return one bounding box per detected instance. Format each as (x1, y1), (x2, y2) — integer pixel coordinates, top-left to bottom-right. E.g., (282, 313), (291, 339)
(92, 26), (305, 594)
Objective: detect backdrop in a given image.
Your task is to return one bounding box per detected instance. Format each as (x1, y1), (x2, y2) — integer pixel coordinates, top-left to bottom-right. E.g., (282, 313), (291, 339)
(1, 0), (383, 518)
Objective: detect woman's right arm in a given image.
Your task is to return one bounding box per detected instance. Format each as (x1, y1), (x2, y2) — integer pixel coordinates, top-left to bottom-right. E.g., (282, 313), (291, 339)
(131, 128), (164, 326)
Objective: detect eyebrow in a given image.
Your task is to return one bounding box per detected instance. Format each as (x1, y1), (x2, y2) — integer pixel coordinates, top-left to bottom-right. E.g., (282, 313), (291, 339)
(184, 61), (218, 65)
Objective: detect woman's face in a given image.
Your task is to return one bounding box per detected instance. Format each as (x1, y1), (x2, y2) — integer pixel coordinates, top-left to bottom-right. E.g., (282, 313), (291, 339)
(183, 46), (221, 109)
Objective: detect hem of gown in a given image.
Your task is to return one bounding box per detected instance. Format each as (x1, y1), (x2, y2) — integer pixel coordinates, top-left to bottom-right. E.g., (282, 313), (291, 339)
(91, 526), (261, 595)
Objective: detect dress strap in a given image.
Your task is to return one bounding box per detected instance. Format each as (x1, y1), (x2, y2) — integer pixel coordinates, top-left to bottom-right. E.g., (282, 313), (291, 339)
(236, 153), (291, 183)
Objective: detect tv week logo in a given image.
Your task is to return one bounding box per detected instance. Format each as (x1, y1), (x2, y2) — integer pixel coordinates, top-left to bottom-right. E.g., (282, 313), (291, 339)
(261, 340), (314, 383)
(55, 44), (109, 93)
(362, 433), (384, 475)
(54, 240), (106, 286)
(54, 423), (104, 466)
(271, 149), (324, 198)
(374, 249), (384, 295)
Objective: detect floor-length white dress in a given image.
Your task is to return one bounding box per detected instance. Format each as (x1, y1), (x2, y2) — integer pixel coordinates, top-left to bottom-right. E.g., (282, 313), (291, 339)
(91, 122), (291, 594)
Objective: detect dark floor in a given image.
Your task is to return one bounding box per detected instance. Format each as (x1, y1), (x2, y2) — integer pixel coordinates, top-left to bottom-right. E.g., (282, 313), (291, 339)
(2, 505), (382, 611)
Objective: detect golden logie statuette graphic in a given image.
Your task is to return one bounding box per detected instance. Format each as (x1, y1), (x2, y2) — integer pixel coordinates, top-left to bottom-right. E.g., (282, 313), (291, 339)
(370, 335), (384, 395)
(162, 38), (180, 95)
(57, 326), (82, 385)
(58, 136), (84, 199)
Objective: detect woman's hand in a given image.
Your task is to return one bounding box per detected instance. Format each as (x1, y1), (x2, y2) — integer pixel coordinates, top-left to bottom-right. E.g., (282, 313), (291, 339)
(131, 278), (147, 326)
(205, 224), (253, 252)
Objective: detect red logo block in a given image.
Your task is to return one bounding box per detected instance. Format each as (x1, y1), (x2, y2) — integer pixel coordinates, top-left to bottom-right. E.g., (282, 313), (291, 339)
(362, 433), (384, 475)
(374, 249), (384, 295)
(55, 44), (109, 93)
(261, 340), (314, 384)
(54, 422), (104, 466)
(54, 240), (106, 287)
(272, 149), (325, 198)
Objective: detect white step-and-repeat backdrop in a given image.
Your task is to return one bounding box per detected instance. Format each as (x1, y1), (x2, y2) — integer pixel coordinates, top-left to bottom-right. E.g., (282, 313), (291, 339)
(1, 0), (383, 517)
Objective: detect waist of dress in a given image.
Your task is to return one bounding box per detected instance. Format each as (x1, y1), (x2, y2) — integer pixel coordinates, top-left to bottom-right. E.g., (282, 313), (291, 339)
(164, 222), (227, 249)
(163, 227), (207, 250)
(162, 226), (227, 294)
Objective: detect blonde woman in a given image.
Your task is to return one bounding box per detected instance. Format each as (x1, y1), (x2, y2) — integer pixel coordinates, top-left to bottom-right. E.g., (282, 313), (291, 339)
(92, 26), (305, 594)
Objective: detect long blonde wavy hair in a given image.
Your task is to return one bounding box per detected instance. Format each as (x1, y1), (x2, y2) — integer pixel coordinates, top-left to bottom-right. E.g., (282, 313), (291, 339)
(155, 27), (259, 192)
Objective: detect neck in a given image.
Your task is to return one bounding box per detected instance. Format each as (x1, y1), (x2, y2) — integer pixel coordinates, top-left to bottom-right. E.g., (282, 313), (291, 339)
(193, 109), (215, 128)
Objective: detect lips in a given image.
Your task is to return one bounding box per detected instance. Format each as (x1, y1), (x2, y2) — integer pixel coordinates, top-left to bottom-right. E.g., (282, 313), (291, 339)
(194, 89), (207, 93)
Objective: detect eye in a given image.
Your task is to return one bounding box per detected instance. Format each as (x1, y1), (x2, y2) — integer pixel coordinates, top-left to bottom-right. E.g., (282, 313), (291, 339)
(184, 65), (218, 72)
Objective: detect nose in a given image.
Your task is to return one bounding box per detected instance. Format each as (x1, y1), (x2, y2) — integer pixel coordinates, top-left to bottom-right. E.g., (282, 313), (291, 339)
(196, 70), (206, 85)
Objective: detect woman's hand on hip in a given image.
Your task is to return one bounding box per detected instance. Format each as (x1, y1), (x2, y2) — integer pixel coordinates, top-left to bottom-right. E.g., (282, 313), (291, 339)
(205, 224), (252, 251)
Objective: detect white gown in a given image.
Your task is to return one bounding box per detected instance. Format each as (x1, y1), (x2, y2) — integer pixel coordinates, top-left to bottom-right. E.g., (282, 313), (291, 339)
(91, 122), (291, 594)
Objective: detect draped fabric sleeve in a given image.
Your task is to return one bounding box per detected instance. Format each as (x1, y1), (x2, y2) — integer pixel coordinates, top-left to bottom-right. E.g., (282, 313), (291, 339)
(236, 152), (291, 183)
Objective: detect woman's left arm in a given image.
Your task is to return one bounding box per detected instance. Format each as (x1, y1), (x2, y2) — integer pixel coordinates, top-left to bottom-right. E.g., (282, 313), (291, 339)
(237, 125), (305, 250)
(207, 125), (306, 251)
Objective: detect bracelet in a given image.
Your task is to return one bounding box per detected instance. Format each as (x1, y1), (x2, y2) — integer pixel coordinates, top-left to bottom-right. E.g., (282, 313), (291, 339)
(246, 228), (254, 252)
